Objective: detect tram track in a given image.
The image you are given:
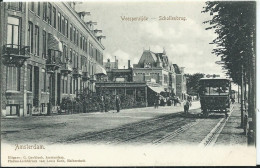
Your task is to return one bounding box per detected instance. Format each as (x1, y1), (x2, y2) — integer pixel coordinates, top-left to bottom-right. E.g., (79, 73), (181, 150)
(58, 111), (185, 143)
(152, 118), (205, 144)
(109, 118), (189, 144)
(199, 105), (234, 147)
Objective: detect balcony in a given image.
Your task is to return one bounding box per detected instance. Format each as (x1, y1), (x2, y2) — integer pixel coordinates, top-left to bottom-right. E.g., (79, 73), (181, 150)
(2, 44), (30, 67)
(82, 72), (90, 81)
(90, 75), (97, 83)
(72, 68), (82, 78)
(60, 63), (73, 76)
(46, 50), (61, 74)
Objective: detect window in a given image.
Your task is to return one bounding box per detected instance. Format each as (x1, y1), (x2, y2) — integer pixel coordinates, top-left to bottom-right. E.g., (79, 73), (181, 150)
(70, 77), (72, 94)
(58, 12), (61, 32)
(7, 2), (22, 11)
(73, 78), (76, 94)
(7, 17), (20, 48)
(6, 105), (19, 116)
(42, 30), (47, 58)
(70, 48), (72, 62)
(28, 22), (33, 53)
(48, 3), (52, 25)
(64, 77), (68, 94)
(80, 34), (82, 49)
(82, 36), (85, 51)
(35, 26), (39, 56)
(61, 77), (64, 93)
(53, 7), (56, 28)
(27, 65), (32, 91)
(37, 2), (40, 16)
(76, 53), (79, 68)
(43, 2), (47, 21)
(62, 44), (67, 62)
(6, 67), (20, 91)
(76, 30), (79, 46)
(73, 27), (76, 43)
(70, 24), (73, 41)
(29, 2), (34, 12)
(65, 19), (68, 37)
(42, 69), (46, 92)
(73, 51), (76, 68)
(61, 16), (65, 35)
(86, 39), (88, 53)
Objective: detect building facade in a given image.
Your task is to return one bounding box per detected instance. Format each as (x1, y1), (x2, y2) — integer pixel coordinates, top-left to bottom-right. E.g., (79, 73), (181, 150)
(133, 49), (177, 95)
(173, 64), (187, 100)
(1, 2), (106, 117)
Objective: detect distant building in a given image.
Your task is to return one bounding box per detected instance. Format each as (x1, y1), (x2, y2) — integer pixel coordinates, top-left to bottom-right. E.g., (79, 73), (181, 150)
(103, 57), (118, 71)
(173, 64), (187, 100)
(133, 49), (176, 96)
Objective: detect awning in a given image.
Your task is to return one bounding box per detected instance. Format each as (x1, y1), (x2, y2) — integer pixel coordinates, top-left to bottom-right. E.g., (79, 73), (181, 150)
(147, 85), (165, 93)
(48, 34), (63, 52)
(95, 64), (107, 75)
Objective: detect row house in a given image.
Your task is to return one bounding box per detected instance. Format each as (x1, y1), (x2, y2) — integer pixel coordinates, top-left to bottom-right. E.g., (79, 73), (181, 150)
(1, 2), (106, 117)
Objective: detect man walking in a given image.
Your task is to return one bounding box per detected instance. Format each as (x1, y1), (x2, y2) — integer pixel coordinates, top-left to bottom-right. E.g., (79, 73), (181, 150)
(115, 95), (121, 113)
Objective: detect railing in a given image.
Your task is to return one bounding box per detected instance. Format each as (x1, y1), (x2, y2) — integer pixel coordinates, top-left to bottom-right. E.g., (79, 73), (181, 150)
(2, 44), (30, 67)
(82, 72), (90, 81)
(3, 44), (30, 56)
(90, 75), (97, 82)
(7, 2), (22, 11)
(72, 68), (83, 78)
(60, 63), (73, 75)
(46, 50), (62, 66)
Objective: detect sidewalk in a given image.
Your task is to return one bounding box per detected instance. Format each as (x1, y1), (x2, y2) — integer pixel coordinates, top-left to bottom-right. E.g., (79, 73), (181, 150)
(215, 102), (247, 145)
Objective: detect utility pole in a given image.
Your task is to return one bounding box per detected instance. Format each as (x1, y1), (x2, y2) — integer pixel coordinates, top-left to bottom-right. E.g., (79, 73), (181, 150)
(240, 55), (244, 128)
(237, 85), (240, 103)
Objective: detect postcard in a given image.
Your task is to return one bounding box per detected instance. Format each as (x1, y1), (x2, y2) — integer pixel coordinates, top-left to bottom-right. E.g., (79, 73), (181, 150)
(0, 0), (257, 166)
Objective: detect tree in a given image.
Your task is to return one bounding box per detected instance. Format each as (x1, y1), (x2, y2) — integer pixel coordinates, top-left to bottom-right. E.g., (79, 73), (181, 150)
(202, 1), (256, 145)
(185, 73), (204, 95)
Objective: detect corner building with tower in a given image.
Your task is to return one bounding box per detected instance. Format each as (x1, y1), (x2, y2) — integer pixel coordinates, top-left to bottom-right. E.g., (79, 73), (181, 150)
(0, 2), (106, 117)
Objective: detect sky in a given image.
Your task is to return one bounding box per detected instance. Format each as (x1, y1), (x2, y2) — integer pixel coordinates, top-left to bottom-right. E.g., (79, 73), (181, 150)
(76, 0), (225, 76)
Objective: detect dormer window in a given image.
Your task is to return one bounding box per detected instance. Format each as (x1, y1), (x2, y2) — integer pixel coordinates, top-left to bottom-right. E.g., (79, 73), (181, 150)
(144, 63), (151, 68)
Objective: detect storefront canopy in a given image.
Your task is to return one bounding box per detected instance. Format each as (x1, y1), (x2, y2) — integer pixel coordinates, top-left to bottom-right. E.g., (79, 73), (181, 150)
(95, 64), (107, 75)
(147, 85), (165, 93)
(48, 34), (63, 52)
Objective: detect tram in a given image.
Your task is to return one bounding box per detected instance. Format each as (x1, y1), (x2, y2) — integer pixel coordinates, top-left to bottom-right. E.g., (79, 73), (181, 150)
(198, 78), (231, 117)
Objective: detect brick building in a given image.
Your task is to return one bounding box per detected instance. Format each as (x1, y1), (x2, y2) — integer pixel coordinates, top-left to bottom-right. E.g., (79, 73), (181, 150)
(1, 2), (106, 117)
(133, 49), (177, 96)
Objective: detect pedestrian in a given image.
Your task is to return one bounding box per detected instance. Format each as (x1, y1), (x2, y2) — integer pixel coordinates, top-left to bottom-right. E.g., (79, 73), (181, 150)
(154, 94), (159, 108)
(184, 99), (190, 115)
(100, 95), (105, 112)
(187, 95), (192, 107)
(173, 96), (177, 106)
(115, 95), (121, 113)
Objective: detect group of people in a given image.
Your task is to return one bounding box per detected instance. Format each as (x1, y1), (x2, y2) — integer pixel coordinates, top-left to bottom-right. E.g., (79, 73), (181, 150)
(154, 94), (193, 115)
(154, 95), (183, 108)
(100, 95), (121, 113)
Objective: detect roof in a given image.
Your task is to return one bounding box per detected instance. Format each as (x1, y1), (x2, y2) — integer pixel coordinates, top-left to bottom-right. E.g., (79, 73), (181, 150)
(137, 50), (157, 66)
(173, 64), (181, 74)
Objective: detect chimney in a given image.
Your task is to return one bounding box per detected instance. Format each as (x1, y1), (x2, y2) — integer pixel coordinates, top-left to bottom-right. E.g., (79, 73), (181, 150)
(107, 58), (110, 62)
(115, 59), (118, 69)
(180, 67), (185, 74)
(128, 60), (131, 69)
